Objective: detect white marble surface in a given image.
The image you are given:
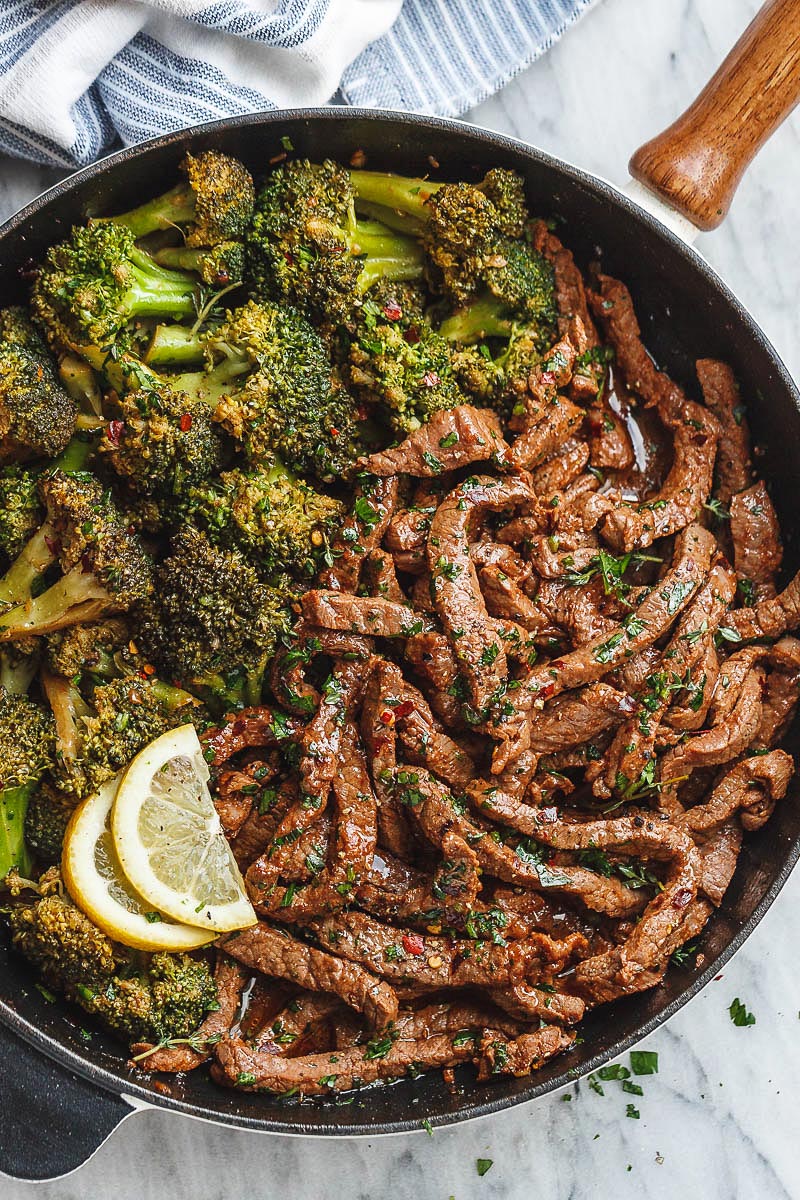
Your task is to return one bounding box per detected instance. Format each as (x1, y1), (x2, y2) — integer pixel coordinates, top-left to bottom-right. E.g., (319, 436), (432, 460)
(2, 0), (800, 1196)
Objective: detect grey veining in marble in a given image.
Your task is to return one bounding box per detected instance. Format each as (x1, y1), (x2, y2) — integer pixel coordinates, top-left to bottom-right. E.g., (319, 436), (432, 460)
(1, 0), (800, 1196)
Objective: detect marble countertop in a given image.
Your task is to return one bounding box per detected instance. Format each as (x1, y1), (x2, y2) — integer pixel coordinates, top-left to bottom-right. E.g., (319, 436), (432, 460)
(2, 0), (800, 1196)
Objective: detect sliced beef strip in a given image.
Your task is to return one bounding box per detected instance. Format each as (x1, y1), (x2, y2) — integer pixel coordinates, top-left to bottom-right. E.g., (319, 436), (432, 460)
(213, 1029), (476, 1095)
(598, 396), (720, 552)
(252, 724), (377, 920)
(301, 591), (436, 639)
(360, 659), (416, 860)
(488, 985), (585, 1026)
(589, 275), (686, 418)
(269, 623), (373, 717)
(696, 358), (753, 504)
(252, 992), (341, 1055)
(601, 555), (737, 796)
(220, 923), (398, 1030)
(729, 566), (800, 641)
(530, 439), (590, 495)
(695, 819), (742, 906)
(572, 821), (703, 1003)
(757, 637), (800, 747)
(361, 405), (508, 476)
(509, 395), (585, 472)
(427, 473), (535, 712)
(729, 481), (782, 602)
(516, 681), (636, 758)
(129, 956), (248, 1073)
(203, 708), (300, 768)
(309, 909), (583, 991)
(361, 549), (405, 601)
(317, 475), (399, 593)
(679, 751), (793, 834)
(533, 577), (616, 645)
(406, 766), (643, 918)
(385, 503), (437, 554)
(404, 630), (466, 728)
(476, 1025), (575, 1080)
(660, 665), (766, 781)
(231, 778), (296, 872)
(507, 325), (582, 433)
(480, 563), (552, 630)
(496, 525), (716, 767)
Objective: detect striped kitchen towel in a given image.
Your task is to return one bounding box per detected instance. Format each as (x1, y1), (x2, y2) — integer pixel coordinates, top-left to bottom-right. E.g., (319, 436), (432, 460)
(0, 0), (597, 169)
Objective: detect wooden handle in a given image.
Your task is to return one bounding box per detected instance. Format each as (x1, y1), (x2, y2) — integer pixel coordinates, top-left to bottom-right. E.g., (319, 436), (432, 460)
(629, 0), (800, 230)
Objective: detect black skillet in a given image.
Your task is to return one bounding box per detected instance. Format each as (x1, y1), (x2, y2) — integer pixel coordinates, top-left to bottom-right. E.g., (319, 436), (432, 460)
(2, 0), (800, 1180)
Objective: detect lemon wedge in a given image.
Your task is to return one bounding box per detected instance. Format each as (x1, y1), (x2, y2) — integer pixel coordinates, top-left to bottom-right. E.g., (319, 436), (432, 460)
(111, 724), (256, 933)
(62, 776), (216, 951)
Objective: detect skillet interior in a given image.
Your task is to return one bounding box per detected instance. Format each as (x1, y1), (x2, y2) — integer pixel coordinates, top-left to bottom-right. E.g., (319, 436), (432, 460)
(1, 109), (799, 1136)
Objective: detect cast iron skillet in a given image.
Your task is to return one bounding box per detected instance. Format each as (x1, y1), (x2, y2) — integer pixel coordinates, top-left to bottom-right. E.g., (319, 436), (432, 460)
(2, 0), (800, 1180)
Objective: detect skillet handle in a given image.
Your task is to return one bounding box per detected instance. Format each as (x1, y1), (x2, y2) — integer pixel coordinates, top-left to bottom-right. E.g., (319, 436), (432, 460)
(629, 0), (800, 231)
(0, 1022), (135, 1181)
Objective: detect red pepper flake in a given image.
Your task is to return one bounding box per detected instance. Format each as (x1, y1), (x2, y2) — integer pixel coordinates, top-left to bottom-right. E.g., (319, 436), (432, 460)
(350, 148), (367, 169)
(538, 683), (556, 700)
(402, 933), (425, 956)
(329, 426), (340, 438)
(422, 371), (440, 388)
(382, 301), (403, 321)
(215, 270), (230, 285)
(672, 887), (692, 910)
(378, 709), (395, 726)
(107, 419), (124, 446)
(179, 412), (193, 432)
(284, 252), (295, 266)
(393, 700), (415, 719)
(404, 325), (421, 345)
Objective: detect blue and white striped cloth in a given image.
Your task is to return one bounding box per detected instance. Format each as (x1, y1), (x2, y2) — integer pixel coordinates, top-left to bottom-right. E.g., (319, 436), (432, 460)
(0, 0), (596, 169)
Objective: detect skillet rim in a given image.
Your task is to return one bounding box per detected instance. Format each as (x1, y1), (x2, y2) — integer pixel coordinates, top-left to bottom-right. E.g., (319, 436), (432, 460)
(1, 105), (798, 1136)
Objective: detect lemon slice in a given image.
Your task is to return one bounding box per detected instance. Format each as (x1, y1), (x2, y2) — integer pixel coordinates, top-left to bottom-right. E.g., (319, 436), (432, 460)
(62, 777), (215, 951)
(111, 724), (256, 933)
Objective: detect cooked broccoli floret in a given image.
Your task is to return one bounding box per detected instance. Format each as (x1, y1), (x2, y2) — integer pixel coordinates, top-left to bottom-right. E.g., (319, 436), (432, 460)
(153, 240), (246, 288)
(247, 158), (423, 326)
(31, 223), (198, 353)
(6, 874), (118, 985)
(344, 292), (467, 433)
(181, 458), (344, 585)
(0, 335), (77, 462)
(0, 305), (50, 354)
(0, 470), (153, 639)
(101, 151), (255, 246)
(147, 300), (361, 480)
(0, 690), (56, 879)
(45, 674), (197, 801)
(23, 782), (76, 865)
(44, 618), (132, 683)
(6, 880), (217, 1044)
(135, 526), (288, 712)
(351, 168), (556, 323)
(0, 466), (43, 562)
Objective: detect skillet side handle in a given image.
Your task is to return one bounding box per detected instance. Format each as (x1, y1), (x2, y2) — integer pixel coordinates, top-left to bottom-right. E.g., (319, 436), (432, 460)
(629, 0), (800, 231)
(0, 1022), (134, 1180)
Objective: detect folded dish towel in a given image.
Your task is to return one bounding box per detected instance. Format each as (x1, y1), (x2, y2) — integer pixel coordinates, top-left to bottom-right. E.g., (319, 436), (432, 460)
(0, 0), (595, 168)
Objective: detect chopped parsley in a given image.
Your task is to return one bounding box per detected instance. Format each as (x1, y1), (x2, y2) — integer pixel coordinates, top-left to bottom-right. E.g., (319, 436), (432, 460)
(729, 997), (756, 1027)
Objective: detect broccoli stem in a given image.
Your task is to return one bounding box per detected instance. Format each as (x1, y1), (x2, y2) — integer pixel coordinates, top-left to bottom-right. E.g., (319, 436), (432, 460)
(0, 651), (38, 695)
(438, 294), (515, 344)
(0, 525), (57, 608)
(145, 324), (207, 368)
(0, 780), (35, 880)
(0, 569), (112, 640)
(353, 198), (426, 236)
(99, 183), (197, 240)
(52, 433), (97, 474)
(148, 679), (200, 713)
(350, 171), (442, 223)
(59, 356), (102, 417)
(123, 248), (198, 320)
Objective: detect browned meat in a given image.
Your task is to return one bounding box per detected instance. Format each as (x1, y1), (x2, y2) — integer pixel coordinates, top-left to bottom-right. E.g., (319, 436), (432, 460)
(489, 985), (585, 1026)
(530, 439), (590, 495)
(757, 637), (800, 746)
(680, 751), (793, 833)
(599, 397), (719, 552)
(220, 923), (398, 1030)
(696, 358), (753, 503)
(231, 778), (296, 871)
(385, 504), (437, 554)
(522, 682), (637, 754)
(729, 566), (800, 641)
(317, 475), (399, 593)
(301, 591), (435, 639)
(269, 623), (373, 716)
(427, 473), (534, 712)
(361, 405), (508, 476)
(202, 709), (299, 768)
(660, 665), (766, 779)
(129, 956), (248, 1072)
(213, 1030), (475, 1094)
(476, 1025), (575, 1079)
(730, 481), (782, 601)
